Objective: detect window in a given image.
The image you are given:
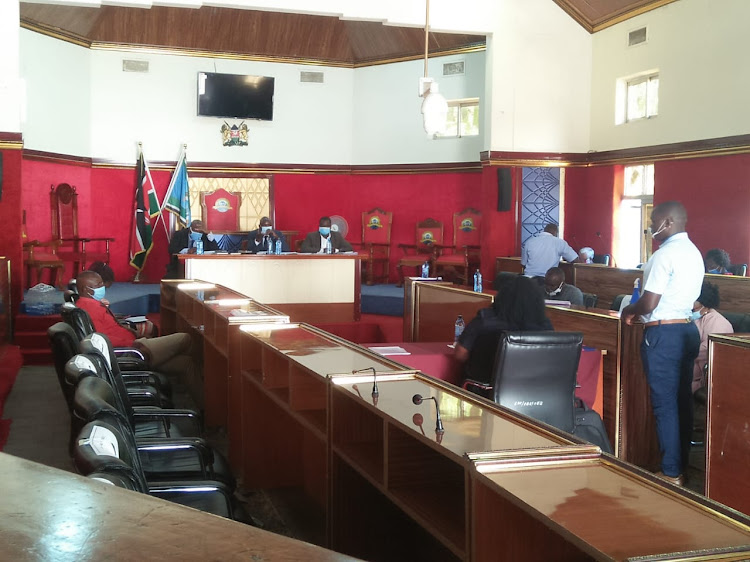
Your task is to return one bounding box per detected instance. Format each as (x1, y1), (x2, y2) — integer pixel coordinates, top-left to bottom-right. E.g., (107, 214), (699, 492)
(615, 71), (659, 125)
(436, 98), (479, 138)
(617, 164), (654, 268)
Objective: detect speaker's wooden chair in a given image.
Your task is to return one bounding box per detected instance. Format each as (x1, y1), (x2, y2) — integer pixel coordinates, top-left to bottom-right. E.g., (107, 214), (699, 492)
(200, 188), (241, 233)
(396, 218), (443, 287)
(357, 208), (392, 285)
(434, 208), (482, 286)
(51, 183), (114, 273)
(23, 210), (64, 288)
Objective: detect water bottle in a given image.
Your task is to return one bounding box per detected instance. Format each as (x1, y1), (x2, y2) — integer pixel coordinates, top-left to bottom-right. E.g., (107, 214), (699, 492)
(326, 238), (333, 254)
(631, 278), (640, 304)
(473, 269), (483, 292)
(195, 239), (204, 255)
(421, 261), (430, 278)
(275, 238), (282, 255)
(454, 315), (465, 344)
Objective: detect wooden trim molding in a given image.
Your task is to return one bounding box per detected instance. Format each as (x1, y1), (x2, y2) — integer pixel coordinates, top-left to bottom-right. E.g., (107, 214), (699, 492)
(552, 0), (681, 34)
(0, 132), (23, 150)
(23, 149), (91, 166)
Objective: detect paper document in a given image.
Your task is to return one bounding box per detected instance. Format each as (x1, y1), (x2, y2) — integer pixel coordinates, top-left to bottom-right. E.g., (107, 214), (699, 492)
(544, 299), (571, 307)
(124, 316), (148, 323)
(368, 346), (411, 356)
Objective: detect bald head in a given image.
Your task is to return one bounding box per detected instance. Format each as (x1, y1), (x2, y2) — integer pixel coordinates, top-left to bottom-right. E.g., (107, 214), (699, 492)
(76, 271), (103, 299)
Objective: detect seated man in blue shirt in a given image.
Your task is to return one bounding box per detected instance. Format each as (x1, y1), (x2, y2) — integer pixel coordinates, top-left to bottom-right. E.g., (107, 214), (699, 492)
(521, 223), (579, 278)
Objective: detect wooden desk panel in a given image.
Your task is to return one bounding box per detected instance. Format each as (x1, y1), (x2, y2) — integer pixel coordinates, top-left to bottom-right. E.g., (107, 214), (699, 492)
(411, 283), (493, 342)
(0, 453), (355, 561)
(571, 265), (642, 310)
(707, 273), (750, 313)
(472, 453), (750, 561)
(706, 334), (750, 515)
(495, 257), (523, 274)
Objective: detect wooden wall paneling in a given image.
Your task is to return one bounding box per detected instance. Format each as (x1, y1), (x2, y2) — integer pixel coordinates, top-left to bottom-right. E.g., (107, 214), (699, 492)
(573, 266), (642, 310)
(495, 256), (523, 275)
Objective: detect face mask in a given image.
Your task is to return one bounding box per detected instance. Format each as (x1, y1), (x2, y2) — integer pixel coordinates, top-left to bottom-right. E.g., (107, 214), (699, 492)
(92, 286), (106, 301)
(319, 227), (331, 236)
(189, 230), (202, 241)
(708, 267), (721, 274)
(689, 309), (703, 322)
(649, 220), (667, 238)
(547, 283), (563, 296)
(261, 226), (271, 234)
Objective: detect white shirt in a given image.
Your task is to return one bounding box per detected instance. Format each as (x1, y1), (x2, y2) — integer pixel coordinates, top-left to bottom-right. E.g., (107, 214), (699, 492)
(521, 232), (578, 277)
(317, 234), (332, 254)
(641, 231), (704, 323)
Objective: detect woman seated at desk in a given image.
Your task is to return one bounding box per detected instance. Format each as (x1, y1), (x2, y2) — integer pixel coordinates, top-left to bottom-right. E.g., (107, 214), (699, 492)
(455, 275), (552, 384)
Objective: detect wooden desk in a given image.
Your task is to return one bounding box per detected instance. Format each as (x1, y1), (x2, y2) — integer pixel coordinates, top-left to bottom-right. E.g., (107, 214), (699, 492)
(0, 453), (356, 561)
(160, 280), (289, 474)
(705, 333), (750, 516)
(471, 451), (750, 561)
(494, 256), (524, 274)
(180, 254), (362, 322)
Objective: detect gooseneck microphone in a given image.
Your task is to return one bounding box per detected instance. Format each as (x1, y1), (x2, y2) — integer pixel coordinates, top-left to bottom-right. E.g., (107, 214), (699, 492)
(352, 367), (379, 398)
(412, 393), (444, 433)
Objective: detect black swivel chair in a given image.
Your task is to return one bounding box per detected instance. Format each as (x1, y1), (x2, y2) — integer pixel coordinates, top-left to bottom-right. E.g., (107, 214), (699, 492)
(491, 331), (583, 433)
(592, 254), (611, 266)
(728, 263), (748, 276)
(582, 293), (598, 308)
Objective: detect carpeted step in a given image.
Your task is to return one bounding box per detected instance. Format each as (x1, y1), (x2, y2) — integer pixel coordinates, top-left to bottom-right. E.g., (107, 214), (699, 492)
(361, 284), (404, 317)
(13, 331), (51, 349)
(19, 348), (53, 366)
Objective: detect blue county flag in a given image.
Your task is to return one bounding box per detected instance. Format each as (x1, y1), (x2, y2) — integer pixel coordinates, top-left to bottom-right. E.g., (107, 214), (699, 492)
(129, 147), (159, 271)
(163, 148), (191, 236)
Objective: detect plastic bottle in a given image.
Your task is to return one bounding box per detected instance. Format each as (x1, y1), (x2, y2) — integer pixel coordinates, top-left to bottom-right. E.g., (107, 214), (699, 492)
(473, 269), (483, 292)
(196, 239), (204, 255)
(454, 315), (465, 343)
(326, 238), (333, 254)
(421, 261), (430, 278)
(631, 278), (640, 304)
(275, 238), (282, 255)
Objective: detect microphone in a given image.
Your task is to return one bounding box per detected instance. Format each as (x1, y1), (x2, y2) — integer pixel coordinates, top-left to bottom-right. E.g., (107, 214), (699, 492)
(412, 393), (444, 433)
(352, 367), (379, 398)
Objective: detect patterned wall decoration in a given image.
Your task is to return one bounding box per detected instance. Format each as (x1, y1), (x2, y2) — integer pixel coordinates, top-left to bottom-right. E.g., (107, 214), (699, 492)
(188, 176), (270, 232)
(520, 167), (561, 247)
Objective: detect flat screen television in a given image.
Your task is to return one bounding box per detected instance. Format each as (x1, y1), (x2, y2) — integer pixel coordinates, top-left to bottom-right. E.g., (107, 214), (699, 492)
(197, 72), (275, 121)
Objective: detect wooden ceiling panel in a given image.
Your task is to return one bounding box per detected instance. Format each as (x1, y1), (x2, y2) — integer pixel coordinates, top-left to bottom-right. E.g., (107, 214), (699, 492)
(553, 0), (679, 31)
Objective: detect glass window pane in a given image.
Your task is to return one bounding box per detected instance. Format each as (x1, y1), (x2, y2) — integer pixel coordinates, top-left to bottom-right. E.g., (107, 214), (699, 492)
(438, 106), (459, 137)
(624, 165), (645, 196)
(647, 76), (659, 116)
(618, 199), (643, 269)
(644, 164), (655, 195)
(459, 103), (479, 136)
(627, 80), (647, 121)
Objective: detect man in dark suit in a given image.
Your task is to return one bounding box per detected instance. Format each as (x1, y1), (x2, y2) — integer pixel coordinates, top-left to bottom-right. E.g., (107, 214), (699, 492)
(244, 216), (289, 253)
(300, 216), (353, 253)
(165, 219), (220, 278)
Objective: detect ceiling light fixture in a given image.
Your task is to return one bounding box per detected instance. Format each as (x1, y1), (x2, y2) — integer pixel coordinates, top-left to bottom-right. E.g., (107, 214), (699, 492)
(420, 0), (448, 136)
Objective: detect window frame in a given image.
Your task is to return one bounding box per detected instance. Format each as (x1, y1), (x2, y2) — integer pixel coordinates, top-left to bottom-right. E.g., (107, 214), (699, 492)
(615, 70), (659, 125)
(435, 97), (480, 139)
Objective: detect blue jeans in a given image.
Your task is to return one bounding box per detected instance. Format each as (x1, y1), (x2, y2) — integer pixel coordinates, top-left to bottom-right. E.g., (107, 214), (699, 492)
(641, 322), (700, 476)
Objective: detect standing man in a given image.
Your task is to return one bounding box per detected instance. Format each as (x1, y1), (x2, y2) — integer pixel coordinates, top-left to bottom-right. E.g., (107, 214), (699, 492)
(245, 216), (289, 254)
(621, 201), (704, 486)
(300, 216), (353, 253)
(165, 219), (220, 278)
(521, 223), (578, 278)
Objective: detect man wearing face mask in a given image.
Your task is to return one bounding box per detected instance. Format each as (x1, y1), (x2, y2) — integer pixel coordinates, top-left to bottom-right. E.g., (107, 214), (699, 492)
(166, 219), (220, 278)
(300, 216), (353, 254)
(74, 271), (194, 381)
(621, 201), (704, 487)
(543, 267), (584, 305)
(244, 216), (289, 254)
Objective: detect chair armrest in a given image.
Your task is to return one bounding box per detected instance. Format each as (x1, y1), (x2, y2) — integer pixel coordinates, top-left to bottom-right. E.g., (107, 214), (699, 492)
(76, 237), (116, 243)
(132, 408), (203, 437)
(398, 243), (418, 253)
(114, 347), (148, 365)
(147, 481), (235, 518)
(136, 437), (215, 474)
(462, 380), (494, 399)
(124, 385), (162, 406)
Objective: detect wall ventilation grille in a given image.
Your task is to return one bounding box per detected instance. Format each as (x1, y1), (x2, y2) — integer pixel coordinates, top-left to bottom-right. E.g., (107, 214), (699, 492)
(300, 71), (324, 83)
(628, 27), (647, 47)
(443, 61), (465, 76)
(122, 60), (149, 73)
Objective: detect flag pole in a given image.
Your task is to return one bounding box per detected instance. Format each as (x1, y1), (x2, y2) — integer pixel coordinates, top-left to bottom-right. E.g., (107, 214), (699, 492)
(154, 143), (188, 238)
(132, 142), (143, 284)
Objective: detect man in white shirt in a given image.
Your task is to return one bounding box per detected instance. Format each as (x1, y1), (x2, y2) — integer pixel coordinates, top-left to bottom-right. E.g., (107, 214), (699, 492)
(521, 224), (578, 278)
(622, 201), (704, 486)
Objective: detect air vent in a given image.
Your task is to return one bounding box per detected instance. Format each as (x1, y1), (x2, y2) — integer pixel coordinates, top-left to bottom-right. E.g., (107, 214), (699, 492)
(122, 60), (149, 73)
(300, 71), (324, 83)
(628, 27), (647, 47)
(443, 61), (465, 76)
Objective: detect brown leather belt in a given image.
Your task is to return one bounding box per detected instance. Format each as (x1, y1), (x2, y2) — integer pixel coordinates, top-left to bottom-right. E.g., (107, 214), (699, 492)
(644, 318), (690, 327)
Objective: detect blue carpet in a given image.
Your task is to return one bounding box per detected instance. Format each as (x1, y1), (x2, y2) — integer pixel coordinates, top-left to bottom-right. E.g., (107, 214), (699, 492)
(361, 284), (403, 317)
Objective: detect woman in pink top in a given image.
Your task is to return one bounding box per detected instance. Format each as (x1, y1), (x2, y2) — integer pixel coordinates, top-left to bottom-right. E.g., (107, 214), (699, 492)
(691, 281), (734, 393)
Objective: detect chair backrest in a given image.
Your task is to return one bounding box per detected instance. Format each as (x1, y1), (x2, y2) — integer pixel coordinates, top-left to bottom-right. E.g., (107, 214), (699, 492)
(728, 263), (748, 276)
(50, 183), (79, 240)
(362, 208), (392, 245)
(415, 218), (443, 252)
(492, 331), (583, 433)
(610, 294), (628, 311)
(47, 321), (83, 411)
(582, 293), (598, 308)
(61, 302), (95, 340)
(200, 188), (241, 233)
(592, 254), (611, 266)
(452, 208), (481, 247)
(78, 336), (135, 419)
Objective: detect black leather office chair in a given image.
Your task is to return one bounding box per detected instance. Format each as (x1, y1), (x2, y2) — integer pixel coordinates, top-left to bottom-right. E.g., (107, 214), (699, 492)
(491, 331), (583, 433)
(74, 419), (237, 519)
(610, 294), (628, 311)
(728, 263), (747, 276)
(582, 293), (598, 308)
(593, 254), (611, 266)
